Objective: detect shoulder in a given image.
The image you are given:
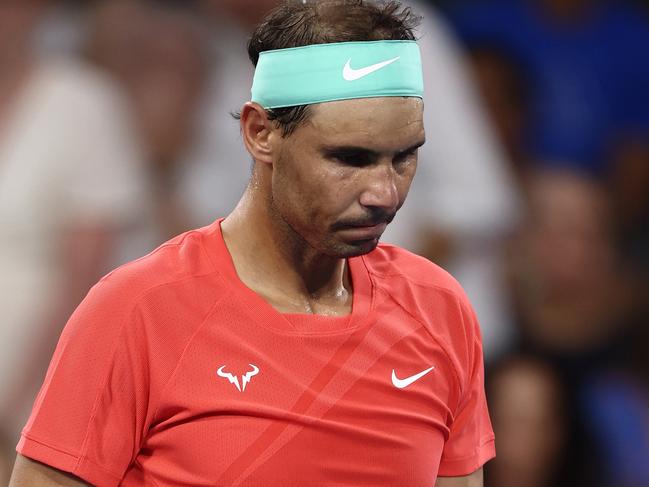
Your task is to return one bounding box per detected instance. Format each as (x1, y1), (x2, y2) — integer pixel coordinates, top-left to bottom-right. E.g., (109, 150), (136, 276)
(94, 226), (221, 311)
(49, 225), (226, 405)
(363, 243), (481, 374)
(64, 225), (224, 347)
(363, 242), (466, 300)
(56, 226), (226, 374)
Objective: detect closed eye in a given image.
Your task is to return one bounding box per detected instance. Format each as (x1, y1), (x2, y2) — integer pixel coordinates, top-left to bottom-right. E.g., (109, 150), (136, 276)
(321, 140), (424, 167)
(391, 149), (419, 174)
(393, 148), (418, 164)
(327, 150), (376, 167)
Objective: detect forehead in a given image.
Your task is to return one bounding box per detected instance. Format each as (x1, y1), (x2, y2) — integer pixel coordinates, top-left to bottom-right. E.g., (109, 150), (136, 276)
(301, 97), (425, 150)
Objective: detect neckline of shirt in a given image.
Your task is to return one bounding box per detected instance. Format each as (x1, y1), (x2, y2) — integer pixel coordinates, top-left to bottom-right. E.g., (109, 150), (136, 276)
(202, 218), (375, 336)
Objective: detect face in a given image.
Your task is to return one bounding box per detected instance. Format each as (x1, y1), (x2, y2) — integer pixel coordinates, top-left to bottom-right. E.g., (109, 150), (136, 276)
(527, 170), (615, 292)
(269, 97), (425, 258)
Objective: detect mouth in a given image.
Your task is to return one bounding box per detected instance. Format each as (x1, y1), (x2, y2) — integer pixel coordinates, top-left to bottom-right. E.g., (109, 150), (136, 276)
(337, 222), (388, 241)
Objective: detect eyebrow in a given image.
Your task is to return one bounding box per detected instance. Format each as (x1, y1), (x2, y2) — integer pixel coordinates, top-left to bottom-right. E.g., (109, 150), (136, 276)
(320, 139), (426, 157)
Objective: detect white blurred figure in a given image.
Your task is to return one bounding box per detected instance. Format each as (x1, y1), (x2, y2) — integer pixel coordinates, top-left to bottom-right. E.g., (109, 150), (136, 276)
(86, 0), (211, 252)
(0, 0), (148, 474)
(177, 0), (272, 227)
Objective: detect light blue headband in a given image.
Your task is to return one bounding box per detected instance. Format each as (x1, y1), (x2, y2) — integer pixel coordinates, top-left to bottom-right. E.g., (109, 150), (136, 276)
(251, 40), (424, 109)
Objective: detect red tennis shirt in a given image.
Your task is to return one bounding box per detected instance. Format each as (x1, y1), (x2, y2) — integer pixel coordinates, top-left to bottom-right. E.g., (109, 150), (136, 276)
(18, 219), (495, 486)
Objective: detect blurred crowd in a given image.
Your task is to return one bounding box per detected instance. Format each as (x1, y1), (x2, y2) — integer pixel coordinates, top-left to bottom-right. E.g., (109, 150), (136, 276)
(0, 0), (647, 485)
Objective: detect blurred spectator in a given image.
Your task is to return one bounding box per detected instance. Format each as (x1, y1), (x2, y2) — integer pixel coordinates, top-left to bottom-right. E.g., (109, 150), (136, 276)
(381, 0), (521, 359)
(609, 138), (649, 287)
(446, 0), (649, 177)
(86, 0), (211, 247)
(485, 355), (566, 487)
(174, 0), (280, 228)
(0, 0), (148, 481)
(506, 168), (647, 486)
(445, 1), (649, 327)
(511, 169), (633, 353)
(441, 8), (649, 481)
(462, 45), (531, 181)
(581, 372), (649, 486)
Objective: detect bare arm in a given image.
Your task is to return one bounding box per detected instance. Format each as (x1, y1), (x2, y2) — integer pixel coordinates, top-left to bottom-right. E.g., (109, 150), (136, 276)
(436, 468), (483, 487)
(9, 454), (89, 487)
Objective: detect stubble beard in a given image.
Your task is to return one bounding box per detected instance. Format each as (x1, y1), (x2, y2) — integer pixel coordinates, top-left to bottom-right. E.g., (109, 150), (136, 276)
(268, 191), (380, 260)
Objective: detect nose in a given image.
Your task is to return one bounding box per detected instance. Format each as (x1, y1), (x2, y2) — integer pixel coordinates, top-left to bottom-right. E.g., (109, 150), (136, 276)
(358, 163), (399, 213)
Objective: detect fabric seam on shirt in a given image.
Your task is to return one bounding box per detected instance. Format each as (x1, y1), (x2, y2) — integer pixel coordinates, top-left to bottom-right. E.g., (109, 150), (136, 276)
(371, 272), (477, 398)
(76, 272), (222, 473)
(21, 432), (81, 459)
(132, 458), (163, 487)
(76, 449), (124, 482)
(443, 435), (496, 463)
(367, 266), (465, 299)
(75, 303), (139, 475)
(148, 293), (228, 426)
(21, 433), (122, 482)
(360, 253), (378, 314)
(98, 228), (211, 283)
(377, 285), (463, 403)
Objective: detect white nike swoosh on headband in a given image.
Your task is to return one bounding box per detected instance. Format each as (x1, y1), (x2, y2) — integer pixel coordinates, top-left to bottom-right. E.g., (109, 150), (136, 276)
(342, 56), (401, 81)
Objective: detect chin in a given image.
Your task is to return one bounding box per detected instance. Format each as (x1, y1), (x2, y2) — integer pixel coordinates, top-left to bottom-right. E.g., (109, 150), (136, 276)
(325, 237), (380, 258)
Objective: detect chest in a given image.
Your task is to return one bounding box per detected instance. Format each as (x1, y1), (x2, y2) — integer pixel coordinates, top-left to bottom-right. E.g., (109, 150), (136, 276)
(126, 302), (459, 487)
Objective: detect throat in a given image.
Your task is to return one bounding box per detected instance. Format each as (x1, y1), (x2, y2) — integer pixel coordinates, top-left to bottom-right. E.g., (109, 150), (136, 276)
(239, 257), (354, 316)
(262, 286), (353, 316)
(221, 216), (354, 316)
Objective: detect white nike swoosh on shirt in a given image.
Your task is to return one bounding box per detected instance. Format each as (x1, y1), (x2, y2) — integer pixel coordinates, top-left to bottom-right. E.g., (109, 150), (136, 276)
(342, 56), (401, 81)
(391, 365), (436, 389)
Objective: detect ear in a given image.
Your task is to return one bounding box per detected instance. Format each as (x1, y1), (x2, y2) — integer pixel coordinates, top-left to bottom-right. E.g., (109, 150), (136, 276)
(240, 102), (278, 165)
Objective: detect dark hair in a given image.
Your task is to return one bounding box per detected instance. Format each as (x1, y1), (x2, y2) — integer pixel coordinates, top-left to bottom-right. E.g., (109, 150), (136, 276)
(241, 0), (421, 136)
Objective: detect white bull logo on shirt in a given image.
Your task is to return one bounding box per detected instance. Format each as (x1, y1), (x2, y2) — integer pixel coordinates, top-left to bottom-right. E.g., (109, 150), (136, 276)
(217, 364), (260, 392)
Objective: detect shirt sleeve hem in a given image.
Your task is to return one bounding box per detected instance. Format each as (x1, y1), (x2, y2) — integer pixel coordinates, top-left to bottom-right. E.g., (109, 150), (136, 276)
(17, 433), (122, 487)
(437, 436), (496, 477)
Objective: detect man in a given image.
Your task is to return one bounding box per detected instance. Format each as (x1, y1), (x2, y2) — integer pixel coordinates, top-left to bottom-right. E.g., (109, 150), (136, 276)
(188, 0), (520, 359)
(10, 1), (494, 485)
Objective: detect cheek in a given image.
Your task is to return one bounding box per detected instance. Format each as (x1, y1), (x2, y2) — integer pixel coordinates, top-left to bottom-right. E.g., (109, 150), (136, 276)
(306, 171), (356, 221)
(272, 157), (337, 226)
(397, 163), (417, 198)
(290, 162), (354, 212)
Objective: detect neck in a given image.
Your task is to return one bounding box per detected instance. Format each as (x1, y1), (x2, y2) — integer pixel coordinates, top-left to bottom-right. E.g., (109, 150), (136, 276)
(221, 179), (352, 315)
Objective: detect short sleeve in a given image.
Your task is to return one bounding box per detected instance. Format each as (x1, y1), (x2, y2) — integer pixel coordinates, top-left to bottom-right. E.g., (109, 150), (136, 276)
(17, 277), (151, 487)
(438, 300), (496, 476)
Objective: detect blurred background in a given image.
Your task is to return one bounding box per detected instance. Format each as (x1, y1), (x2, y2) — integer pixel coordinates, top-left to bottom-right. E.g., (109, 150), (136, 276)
(0, 0), (647, 485)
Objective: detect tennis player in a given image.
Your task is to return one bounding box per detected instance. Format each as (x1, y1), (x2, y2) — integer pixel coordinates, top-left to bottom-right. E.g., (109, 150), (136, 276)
(10, 1), (495, 485)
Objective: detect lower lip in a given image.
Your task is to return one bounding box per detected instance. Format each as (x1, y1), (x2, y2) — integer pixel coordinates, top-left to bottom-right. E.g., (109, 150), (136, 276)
(338, 223), (387, 241)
